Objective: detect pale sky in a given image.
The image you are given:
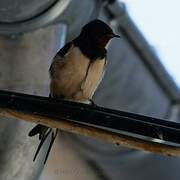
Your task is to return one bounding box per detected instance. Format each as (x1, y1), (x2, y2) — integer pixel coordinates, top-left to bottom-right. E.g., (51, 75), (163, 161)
(120, 0), (180, 86)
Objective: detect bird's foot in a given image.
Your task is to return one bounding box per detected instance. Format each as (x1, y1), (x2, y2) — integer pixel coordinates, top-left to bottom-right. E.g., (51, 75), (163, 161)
(89, 99), (98, 108)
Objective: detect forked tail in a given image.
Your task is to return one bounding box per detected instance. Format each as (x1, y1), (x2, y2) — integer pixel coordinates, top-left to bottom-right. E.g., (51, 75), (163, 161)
(28, 124), (58, 164)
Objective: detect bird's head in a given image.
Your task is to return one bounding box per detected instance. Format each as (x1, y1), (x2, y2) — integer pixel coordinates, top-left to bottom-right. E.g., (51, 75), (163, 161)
(80, 19), (120, 48)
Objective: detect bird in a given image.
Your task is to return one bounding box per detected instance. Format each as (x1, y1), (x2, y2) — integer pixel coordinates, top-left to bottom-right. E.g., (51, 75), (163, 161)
(28, 19), (120, 164)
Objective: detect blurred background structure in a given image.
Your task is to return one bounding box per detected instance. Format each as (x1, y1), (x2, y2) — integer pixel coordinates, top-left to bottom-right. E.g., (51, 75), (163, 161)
(0, 0), (179, 180)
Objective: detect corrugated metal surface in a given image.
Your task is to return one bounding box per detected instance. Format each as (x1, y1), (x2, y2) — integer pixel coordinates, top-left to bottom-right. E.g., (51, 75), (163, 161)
(48, 7), (180, 180)
(0, 1), (179, 180)
(0, 24), (63, 180)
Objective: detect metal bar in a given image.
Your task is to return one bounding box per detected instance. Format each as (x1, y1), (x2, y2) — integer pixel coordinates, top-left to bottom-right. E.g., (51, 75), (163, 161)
(0, 90), (180, 156)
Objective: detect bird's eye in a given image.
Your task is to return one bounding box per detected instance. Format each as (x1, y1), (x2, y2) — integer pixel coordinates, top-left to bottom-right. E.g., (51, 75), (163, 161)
(101, 31), (107, 36)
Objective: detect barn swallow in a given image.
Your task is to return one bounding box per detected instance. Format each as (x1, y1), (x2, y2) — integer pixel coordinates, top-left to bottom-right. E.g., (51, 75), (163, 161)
(28, 19), (120, 164)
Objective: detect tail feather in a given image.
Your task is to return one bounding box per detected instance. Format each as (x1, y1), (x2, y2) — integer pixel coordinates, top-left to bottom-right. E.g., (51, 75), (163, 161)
(29, 95), (58, 164)
(28, 125), (49, 140)
(29, 124), (58, 164)
(33, 129), (52, 162)
(43, 129), (58, 164)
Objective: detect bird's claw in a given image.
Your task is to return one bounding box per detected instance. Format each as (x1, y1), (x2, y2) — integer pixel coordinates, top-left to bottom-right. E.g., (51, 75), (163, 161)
(89, 99), (98, 108)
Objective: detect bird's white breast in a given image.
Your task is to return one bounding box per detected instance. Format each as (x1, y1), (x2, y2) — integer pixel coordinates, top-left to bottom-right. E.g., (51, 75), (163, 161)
(50, 46), (106, 103)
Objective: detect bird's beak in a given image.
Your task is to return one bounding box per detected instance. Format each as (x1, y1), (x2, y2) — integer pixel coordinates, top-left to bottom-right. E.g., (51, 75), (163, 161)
(107, 33), (120, 39)
(112, 33), (121, 38)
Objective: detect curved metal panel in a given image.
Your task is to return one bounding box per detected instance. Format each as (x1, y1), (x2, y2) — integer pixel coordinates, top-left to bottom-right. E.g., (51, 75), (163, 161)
(0, 23), (66, 180)
(0, 0), (56, 23)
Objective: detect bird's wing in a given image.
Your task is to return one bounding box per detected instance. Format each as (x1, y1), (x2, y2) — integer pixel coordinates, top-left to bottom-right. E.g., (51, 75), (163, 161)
(94, 56), (107, 89)
(81, 56), (107, 99)
(57, 41), (73, 57)
(49, 42), (73, 78)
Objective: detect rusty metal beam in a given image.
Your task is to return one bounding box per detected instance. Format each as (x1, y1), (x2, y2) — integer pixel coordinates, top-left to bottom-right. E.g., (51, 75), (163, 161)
(1, 90), (180, 157)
